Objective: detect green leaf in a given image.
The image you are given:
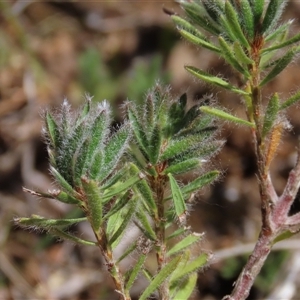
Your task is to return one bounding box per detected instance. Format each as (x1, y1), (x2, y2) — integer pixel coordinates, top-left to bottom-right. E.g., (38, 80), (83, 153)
(128, 107), (149, 157)
(116, 241), (137, 264)
(170, 253), (209, 284)
(233, 41), (254, 65)
(22, 187), (81, 205)
(148, 124), (162, 164)
(181, 170), (219, 196)
(109, 199), (136, 247)
(83, 108), (110, 174)
(171, 273), (198, 300)
(50, 167), (79, 197)
(259, 48), (296, 87)
(273, 230), (299, 244)
(103, 190), (131, 220)
(125, 254), (147, 291)
(261, 0), (285, 34)
(262, 32), (300, 53)
(185, 66), (249, 95)
(249, 0), (264, 25)
(171, 15), (207, 41)
(45, 112), (60, 149)
(129, 164), (157, 212)
(182, 2), (221, 36)
(75, 97), (91, 127)
(280, 90), (300, 110)
(135, 208), (157, 241)
(164, 158), (201, 175)
(167, 233), (203, 257)
(168, 173), (186, 223)
(262, 93), (280, 137)
(49, 190), (82, 205)
(166, 227), (186, 241)
(102, 171), (144, 201)
(160, 131), (211, 161)
(49, 228), (96, 246)
(99, 124), (131, 182)
(264, 21), (292, 43)
(218, 36), (250, 77)
(15, 215), (87, 228)
(179, 29), (221, 53)
(81, 177), (103, 232)
(240, 0), (254, 40)
(202, 0), (222, 24)
(139, 255), (182, 300)
(200, 106), (255, 127)
(224, 0), (249, 48)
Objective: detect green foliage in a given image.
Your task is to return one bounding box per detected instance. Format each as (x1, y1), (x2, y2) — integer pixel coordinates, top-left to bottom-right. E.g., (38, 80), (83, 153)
(18, 1), (300, 299)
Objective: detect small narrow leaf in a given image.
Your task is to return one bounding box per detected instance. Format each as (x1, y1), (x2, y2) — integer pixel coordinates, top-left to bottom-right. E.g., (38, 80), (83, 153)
(218, 36), (250, 77)
(103, 190), (131, 220)
(164, 158), (201, 175)
(45, 112), (60, 148)
(166, 227), (186, 241)
(185, 66), (249, 95)
(263, 32), (300, 53)
(49, 228), (96, 246)
(240, 0), (254, 40)
(15, 215), (87, 228)
(139, 255), (182, 300)
(81, 177), (103, 232)
(168, 173), (186, 223)
(202, 0), (221, 24)
(49, 190), (82, 205)
(83, 109), (110, 173)
(102, 172), (144, 201)
(99, 124), (131, 182)
(259, 48), (296, 87)
(171, 15), (207, 41)
(22, 187), (81, 205)
(264, 21), (292, 43)
(250, 0), (264, 25)
(181, 171), (219, 196)
(178, 29), (221, 53)
(224, 0), (250, 48)
(262, 93), (280, 137)
(280, 90), (300, 110)
(50, 167), (78, 196)
(135, 208), (157, 241)
(129, 164), (157, 212)
(200, 106), (255, 127)
(167, 233), (203, 257)
(171, 273), (198, 300)
(182, 2), (221, 36)
(125, 254), (147, 291)
(116, 242), (137, 264)
(148, 124), (162, 164)
(75, 98), (91, 127)
(233, 41), (254, 65)
(128, 107), (149, 156)
(261, 0), (281, 34)
(170, 253), (209, 283)
(109, 200), (136, 247)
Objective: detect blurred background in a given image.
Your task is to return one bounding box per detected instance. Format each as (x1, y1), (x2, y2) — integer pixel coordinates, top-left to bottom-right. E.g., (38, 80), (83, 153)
(1, 1), (300, 299)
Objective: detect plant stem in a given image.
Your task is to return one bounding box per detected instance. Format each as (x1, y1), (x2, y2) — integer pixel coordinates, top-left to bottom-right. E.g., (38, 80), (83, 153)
(223, 232), (272, 300)
(94, 228), (130, 300)
(151, 172), (169, 300)
(224, 34), (300, 299)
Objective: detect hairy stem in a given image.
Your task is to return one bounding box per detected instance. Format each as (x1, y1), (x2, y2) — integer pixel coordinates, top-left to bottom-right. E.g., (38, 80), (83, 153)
(151, 172), (169, 300)
(94, 229), (130, 300)
(223, 232), (272, 300)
